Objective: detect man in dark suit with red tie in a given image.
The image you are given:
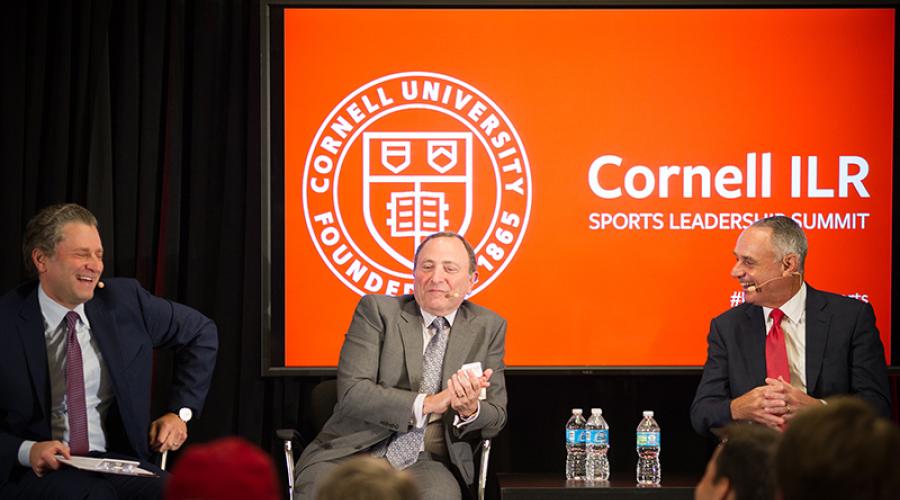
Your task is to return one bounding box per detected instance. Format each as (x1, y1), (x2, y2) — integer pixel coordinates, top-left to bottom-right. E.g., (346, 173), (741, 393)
(690, 215), (890, 436)
(0, 204), (218, 499)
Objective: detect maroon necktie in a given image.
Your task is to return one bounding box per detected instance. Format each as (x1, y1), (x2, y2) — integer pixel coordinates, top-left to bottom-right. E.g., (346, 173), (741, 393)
(65, 311), (89, 455)
(765, 308), (791, 383)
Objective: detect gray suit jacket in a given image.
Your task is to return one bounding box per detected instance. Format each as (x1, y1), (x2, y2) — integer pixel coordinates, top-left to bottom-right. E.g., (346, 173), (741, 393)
(690, 284), (891, 436)
(296, 294), (508, 485)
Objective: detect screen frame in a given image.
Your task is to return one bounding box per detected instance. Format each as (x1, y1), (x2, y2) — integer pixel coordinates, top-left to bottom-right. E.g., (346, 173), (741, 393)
(260, 0), (900, 376)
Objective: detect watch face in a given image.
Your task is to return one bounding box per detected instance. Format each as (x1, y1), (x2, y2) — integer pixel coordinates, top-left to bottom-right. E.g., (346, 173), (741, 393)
(179, 408), (192, 422)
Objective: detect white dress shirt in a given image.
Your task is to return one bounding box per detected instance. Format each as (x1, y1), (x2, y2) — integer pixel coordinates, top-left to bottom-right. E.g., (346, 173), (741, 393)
(763, 283), (808, 392)
(17, 286), (114, 466)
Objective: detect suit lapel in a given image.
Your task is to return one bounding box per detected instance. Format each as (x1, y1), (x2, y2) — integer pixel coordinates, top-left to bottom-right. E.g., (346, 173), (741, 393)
(737, 305), (767, 386)
(804, 286), (829, 395)
(442, 302), (476, 389)
(17, 290), (50, 418)
(399, 299), (424, 390)
(85, 299), (133, 409)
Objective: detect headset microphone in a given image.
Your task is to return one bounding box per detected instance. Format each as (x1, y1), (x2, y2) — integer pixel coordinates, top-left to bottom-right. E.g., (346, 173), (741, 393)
(444, 291), (460, 299)
(746, 272), (801, 293)
(97, 281), (105, 289)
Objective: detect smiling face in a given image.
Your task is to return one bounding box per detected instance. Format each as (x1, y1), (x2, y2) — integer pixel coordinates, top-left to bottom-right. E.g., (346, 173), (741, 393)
(33, 222), (104, 309)
(412, 235), (477, 317)
(731, 226), (799, 308)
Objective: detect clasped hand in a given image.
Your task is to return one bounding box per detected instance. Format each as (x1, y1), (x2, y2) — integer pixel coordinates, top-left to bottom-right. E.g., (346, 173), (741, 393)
(730, 377), (819, 430)
(424, 368), (493, 418)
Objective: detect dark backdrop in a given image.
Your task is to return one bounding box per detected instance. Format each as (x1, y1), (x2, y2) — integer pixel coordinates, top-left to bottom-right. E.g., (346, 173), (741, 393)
(0, 2), (897, 498)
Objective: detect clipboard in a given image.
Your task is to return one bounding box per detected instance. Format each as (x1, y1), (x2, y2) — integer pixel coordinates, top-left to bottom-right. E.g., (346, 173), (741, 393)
(56, 455), (158, 477)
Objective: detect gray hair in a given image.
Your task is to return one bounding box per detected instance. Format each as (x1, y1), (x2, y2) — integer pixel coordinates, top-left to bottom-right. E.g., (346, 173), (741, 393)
(413, 232), (477, 275)
(22, 203), (99, 276)
(750, 215), (808, 272)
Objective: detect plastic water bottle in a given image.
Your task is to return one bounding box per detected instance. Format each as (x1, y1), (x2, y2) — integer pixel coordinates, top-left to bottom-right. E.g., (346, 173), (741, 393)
(565, 408), (586, 480)
(636, 410), (661, 485)
(585, 408), (610, 481)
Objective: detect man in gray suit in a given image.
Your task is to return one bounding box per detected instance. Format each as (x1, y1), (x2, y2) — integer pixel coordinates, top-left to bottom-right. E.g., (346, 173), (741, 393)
(295, 232), (508, 500)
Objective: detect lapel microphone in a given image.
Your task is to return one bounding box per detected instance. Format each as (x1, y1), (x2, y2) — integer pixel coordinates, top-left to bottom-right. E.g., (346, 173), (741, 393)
(746, 272), (801, 293)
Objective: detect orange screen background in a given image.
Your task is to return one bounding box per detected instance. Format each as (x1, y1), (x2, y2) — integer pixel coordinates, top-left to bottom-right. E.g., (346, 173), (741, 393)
(281, 8), (894, 367)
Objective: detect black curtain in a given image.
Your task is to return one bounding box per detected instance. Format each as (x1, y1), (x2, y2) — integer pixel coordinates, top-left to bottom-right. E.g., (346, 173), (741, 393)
(0, 0), (299, 468)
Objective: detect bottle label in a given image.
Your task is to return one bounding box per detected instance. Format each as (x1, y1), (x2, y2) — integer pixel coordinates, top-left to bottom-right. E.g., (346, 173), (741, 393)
(585, 429), (608, 445)
(636, 431), (660, 448)
(566, 429), (586, 444)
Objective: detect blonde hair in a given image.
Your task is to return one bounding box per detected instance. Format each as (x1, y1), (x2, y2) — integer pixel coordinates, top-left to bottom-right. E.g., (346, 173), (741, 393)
(316, 456), (420, 500)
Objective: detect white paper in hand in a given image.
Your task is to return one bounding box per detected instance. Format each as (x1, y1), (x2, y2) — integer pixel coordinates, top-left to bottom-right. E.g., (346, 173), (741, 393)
(56, 455), (157, 477)
(461, 361), (487, 400)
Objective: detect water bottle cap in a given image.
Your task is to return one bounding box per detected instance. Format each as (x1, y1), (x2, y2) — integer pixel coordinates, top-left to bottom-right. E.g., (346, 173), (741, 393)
(572, 408), (583, 415)
(591, 408), (603, 415)
(643, 410), (654, 417)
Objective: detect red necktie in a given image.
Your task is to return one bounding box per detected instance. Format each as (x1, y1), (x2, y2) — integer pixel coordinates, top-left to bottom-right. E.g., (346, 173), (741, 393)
(765, 308), (791, 383)
(65, 311), (89, 455)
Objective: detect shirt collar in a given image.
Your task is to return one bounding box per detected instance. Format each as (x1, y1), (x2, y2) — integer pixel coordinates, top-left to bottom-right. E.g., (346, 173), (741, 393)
(38, 284), (89, 332)
(420, 308), (458, 328)
(763, 282), (807, 324)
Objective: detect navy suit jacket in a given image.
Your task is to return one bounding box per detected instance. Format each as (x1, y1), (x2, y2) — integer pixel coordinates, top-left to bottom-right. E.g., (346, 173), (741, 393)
(0, 278), (217, 486)
(690, 285), (891, 436)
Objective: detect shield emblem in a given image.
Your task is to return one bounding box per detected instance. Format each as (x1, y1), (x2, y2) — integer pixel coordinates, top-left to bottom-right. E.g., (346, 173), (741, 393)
(427, 141), (458, 174)
(362, 131), (473, 270)
(381, 141), (411, 174)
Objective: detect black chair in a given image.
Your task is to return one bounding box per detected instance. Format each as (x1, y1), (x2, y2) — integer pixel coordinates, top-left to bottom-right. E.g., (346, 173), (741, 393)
(277, 379), (492, 500)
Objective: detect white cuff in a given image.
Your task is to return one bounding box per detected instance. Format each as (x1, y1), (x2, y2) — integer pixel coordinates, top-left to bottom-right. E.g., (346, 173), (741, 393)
(18, 440), (35, 467)
(413, 393), (427, 428)
(452, 402), (481, 428)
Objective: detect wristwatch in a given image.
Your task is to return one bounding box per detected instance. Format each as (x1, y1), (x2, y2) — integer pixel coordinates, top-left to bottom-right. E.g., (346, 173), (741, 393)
(178, 407), (193, 423)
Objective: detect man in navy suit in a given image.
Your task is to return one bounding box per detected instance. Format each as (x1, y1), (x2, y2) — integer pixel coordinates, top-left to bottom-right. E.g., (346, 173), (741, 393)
(690, 215), (890, 436)
(0, 204), (218, 499)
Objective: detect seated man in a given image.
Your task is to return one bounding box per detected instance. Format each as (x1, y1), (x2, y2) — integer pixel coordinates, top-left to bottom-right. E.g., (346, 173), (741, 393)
(690, 216), (890, 436)
(0, 204), (218, 499)
(775, 396), (900, 500)
(294, 232), (507, 500)
(694, 423), (780, 500)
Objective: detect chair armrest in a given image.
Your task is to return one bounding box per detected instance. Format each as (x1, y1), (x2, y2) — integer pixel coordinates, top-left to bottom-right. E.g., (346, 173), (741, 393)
(478, 439), (492, 500)
(277, 428), (302, 498)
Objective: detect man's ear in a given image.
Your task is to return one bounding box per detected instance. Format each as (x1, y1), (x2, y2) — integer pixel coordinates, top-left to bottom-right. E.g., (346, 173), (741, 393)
(712, 476), (732, 500)
(32, 248), (48, 274)
(782, 253), (800, 275)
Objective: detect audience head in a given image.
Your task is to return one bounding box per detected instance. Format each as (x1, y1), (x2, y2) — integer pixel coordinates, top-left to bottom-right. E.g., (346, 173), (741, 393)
(695, 423), (780, 500)
(165, 437), (280, 500)
(775, 396), (900, 500)
(316, 455), (420, 500)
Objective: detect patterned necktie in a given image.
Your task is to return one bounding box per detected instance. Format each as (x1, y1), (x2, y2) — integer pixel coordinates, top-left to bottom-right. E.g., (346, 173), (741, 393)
(65, 311), (89, 455)
(765, 308), (791, 383)
(384, 316), (450, 469)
